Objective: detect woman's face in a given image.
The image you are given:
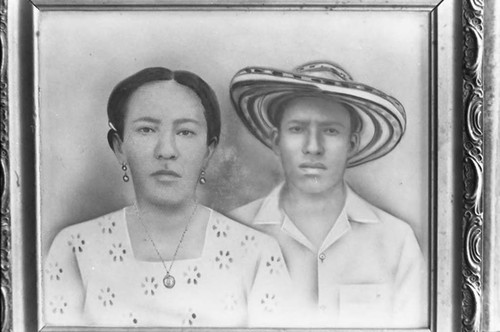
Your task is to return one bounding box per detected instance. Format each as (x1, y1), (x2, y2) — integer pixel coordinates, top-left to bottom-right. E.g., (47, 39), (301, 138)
(114, 80), (214, 207)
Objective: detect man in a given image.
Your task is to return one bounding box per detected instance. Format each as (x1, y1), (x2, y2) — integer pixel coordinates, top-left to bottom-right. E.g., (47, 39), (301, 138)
(228, 62), (426, 328)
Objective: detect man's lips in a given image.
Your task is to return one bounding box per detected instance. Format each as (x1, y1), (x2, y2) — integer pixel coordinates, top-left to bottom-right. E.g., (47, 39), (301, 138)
(151, 169), (182, 178)
(299, 162), (327, 170)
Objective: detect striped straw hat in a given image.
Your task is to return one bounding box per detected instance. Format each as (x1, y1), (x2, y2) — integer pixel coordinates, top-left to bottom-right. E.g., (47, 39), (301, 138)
(229, 62), (406, 167)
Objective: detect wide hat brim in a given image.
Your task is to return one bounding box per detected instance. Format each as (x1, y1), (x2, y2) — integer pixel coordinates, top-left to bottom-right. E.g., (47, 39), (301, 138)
(230, 66), (407, 167)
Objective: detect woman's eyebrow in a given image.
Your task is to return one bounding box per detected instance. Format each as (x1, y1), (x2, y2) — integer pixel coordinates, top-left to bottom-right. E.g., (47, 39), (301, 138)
(132, 116), (160, 124)
(285, 119), (309, 125)
(173, 118), (202, 126)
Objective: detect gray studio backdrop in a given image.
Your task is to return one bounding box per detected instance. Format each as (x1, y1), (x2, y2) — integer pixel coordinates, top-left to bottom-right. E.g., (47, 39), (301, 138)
(38, 10), (429, 261)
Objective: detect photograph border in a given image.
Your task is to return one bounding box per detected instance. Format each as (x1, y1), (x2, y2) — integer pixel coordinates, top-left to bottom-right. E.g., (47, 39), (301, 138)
(0, 0), (496, 331)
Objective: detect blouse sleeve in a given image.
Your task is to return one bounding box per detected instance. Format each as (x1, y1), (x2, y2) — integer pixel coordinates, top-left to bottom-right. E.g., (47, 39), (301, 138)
(43, 228), (86, 325)
(246, 235), (293, 327)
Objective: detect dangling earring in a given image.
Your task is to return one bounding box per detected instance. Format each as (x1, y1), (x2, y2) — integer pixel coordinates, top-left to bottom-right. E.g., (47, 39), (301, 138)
(199, 169), (206, 184)
(122, 163), (129, 182)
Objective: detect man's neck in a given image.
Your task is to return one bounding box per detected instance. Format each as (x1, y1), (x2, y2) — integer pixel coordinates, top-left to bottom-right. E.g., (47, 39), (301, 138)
(281, 181), (347, 250)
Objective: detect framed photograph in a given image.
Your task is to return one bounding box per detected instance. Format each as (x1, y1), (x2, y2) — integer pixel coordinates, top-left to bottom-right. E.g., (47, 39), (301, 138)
(1, 0), (497, 331)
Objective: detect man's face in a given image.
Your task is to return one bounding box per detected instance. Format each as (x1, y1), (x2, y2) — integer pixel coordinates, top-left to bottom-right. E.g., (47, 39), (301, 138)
(273, 96), (359, 195)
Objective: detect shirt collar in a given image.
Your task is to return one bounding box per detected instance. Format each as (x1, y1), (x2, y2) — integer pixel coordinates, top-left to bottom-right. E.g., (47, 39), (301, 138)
(253, 182), (381, 252)
(253, 182), (381, 251)
(254, 182), (379, 225)
(253, 183), (285, 225)
(344, 185), (379, 223)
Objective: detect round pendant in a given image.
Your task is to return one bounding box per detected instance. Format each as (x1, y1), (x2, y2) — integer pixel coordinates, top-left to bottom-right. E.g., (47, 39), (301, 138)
(163, 274), (175, 289)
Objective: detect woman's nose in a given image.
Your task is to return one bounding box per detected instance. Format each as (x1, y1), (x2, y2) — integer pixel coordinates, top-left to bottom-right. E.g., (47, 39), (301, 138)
(302, 129), (324, 155)
(154, 132), (179, 160)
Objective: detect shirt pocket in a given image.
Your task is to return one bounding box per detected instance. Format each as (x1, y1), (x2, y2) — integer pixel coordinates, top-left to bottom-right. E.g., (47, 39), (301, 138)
(338, 283), (393, 327)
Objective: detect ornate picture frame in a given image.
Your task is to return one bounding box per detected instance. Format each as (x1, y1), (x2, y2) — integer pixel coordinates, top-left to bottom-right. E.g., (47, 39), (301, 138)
(1, 0), (498, 331)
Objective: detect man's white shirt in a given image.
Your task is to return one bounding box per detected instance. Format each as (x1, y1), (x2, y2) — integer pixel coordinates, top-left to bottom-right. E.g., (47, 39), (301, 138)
(229, 183), (427, 328)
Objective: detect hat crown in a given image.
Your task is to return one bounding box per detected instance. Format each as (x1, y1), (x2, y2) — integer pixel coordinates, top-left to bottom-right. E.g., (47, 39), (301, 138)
(294, 62), (353, 82)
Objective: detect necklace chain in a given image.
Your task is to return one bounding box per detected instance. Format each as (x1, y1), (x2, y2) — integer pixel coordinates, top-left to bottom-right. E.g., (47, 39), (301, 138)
(134, 202), (198, 288)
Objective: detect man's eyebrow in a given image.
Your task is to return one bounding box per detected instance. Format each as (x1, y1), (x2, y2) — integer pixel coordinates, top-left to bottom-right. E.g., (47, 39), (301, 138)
(284, 119), (309, 125)
(284, 119), (346, 127)
(320, 121), (346, 127)
(132, 117), (160, 124)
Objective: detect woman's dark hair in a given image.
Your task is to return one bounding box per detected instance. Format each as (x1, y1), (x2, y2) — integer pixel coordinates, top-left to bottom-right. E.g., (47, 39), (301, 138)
(107, 67), (221, 148)
(268, 92), (362, 134)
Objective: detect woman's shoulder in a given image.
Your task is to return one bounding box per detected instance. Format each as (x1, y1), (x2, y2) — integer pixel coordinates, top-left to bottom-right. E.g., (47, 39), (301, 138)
(209, 208), (280, 248)
(46, 208), (128, 261)
(54, 208), (126, 239)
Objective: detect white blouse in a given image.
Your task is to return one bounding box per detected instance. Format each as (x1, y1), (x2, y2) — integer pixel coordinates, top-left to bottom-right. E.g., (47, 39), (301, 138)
(43, 207), (291, 327)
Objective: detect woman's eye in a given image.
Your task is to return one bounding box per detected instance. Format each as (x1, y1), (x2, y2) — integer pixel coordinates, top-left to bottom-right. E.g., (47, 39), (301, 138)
(138, 127), (155, 134)
(178, 130), (196, 137)
(288, 126), (304, 133)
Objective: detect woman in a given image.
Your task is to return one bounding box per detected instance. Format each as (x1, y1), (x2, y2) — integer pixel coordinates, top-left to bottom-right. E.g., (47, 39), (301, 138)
(43, 67), (291, 327)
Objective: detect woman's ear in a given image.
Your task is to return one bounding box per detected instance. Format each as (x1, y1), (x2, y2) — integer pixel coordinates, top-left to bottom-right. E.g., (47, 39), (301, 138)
(108, 130), (126, 163)
(348, 132), (360, 157)
(271, 128), (281, 156)
(203, 138), (218, 167)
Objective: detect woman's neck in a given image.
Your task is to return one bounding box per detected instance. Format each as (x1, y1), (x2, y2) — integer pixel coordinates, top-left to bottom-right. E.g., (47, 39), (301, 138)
(127, 198), (208, 261)
(134, 198), (199, 232)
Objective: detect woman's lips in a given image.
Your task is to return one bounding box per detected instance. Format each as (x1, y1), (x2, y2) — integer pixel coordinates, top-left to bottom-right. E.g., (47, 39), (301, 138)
(151, 169), (182, 180)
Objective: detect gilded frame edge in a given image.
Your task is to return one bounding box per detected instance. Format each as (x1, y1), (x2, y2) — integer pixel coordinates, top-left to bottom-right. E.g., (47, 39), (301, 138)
(1, 0), (495, 331)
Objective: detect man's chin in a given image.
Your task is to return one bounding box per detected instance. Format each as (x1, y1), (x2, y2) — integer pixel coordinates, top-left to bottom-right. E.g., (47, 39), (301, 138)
(294, 176), (335, 194)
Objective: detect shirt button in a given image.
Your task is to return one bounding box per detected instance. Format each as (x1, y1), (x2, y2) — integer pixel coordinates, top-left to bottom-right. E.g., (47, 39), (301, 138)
(319, 253), (326, 262)
(319, 305), (327, 311)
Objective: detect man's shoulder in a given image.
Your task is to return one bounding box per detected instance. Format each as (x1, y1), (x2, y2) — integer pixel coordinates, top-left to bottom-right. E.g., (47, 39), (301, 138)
(227, 197), (267, 227)
(352, 193), (414, 236)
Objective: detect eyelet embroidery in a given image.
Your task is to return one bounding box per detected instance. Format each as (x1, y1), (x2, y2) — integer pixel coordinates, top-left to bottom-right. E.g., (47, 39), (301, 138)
(260, 293), (277, 313)
(67, 233), (85, 253)
(141, 276), (159, 296)
(45, 262), (63, 281)
(240, 234), (257, 254)
(182, 308), (197, 326)
(49, 295), (68, 314)
(109, 243), (127, 262)
(212, 219), (230, 238)
(184, 266), (201, 285)
(266, 255), (284, 275)
(98, 287), (115, 307)
(98, 219), (117, 234)
(215, 250), (233, 270)
(129, 313), (138, 325)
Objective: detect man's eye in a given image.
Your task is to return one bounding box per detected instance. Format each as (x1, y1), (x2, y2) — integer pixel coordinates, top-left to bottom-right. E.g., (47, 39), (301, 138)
(325, 128), (340, 135)
(178, 130), (196, 137)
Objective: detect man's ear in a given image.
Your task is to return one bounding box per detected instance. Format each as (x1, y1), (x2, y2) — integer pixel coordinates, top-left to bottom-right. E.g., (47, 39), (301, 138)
(348, 132), (360, 158)
(270, 128), (281, 156)
(108, 130), (126, 164)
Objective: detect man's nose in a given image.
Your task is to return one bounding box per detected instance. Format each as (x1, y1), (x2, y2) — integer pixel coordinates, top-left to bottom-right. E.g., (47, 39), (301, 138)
(302, 129), (324, 155)
(154, 131), (179, 160)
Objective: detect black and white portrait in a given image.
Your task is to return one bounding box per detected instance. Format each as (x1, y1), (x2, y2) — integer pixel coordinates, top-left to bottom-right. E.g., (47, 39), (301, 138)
(39, 9), (430, 329)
